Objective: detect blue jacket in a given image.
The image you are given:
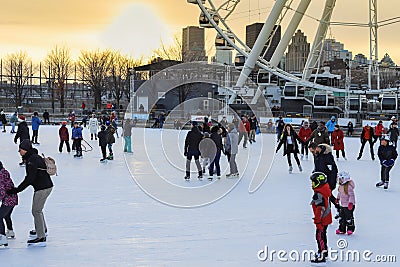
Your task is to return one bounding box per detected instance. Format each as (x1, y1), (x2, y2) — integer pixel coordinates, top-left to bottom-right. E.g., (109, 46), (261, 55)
(325, 118), (336, 133)
(31, 116), (42, 131)
(72, 126), (83, 139)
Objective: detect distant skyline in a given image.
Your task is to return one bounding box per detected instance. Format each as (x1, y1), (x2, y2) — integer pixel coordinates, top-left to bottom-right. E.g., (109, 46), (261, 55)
(0, 0), (399, 64)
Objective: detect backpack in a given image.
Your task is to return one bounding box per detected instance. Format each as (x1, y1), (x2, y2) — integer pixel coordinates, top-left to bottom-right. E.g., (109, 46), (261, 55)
(38, 153), (57, 176)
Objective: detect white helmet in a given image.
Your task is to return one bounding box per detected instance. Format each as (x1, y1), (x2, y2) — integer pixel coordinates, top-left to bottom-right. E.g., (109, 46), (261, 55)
(391, 116), (396, 120)
(338, 171), (351, 185)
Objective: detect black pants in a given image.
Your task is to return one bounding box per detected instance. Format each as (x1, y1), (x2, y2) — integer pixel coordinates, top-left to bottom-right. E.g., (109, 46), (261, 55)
(286, 145), (300, 167)
(381, 165), (393, 182)
(32, 130), (39, 143)
(358, 139), (374, 158)
(315, 225), (328, 254)
(335, 149), (346, 158)
(100, 145), (107, 159)
(301, 142), (309, 156)
(391, 138), (398, 148)
(0, 206), (14, 235)
(59, 140), (71, 153)
(338, 206), (355, 233)
(73, 139), (82, 155)
(44, 118), (50, 124)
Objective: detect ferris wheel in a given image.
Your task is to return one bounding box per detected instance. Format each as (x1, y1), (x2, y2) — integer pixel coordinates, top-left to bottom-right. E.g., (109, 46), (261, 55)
(187, 0), (400, 112)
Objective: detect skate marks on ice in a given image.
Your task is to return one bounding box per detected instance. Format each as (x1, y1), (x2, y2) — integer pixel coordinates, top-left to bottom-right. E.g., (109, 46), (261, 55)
(124, 128), (276, 208)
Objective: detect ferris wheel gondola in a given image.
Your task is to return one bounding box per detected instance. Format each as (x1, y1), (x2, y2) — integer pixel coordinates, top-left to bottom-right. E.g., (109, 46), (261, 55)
(199, 11), (220, 28)
(215, 32), (235, 50)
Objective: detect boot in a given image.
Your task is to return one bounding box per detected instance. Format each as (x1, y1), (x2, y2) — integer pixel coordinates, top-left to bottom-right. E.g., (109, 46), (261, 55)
(184, 171), (190, 181)
(198, 171), (203, 181)
(6, 230), (15, 239)
(376, 181), (384, 187)
(298, 164), (303, 172)
(384, 182), (389, 189)
(0, 234), (8, 246)
(289, 166), (293, 174)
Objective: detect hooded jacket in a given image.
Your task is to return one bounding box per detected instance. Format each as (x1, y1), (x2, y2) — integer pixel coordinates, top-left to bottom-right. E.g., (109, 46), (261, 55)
(184, 126), (203, 153)
(13, 149), (53, 192)
(31, 116), (42, 131)
(325, 117), (337, 133)
(313, 144), (338, 190)
(59, 125), (69, 141)
(311, 182), (332, 228)
(0, 168), (18, 206)
(337, 181), (355, 207)
(14, 121), (30, 143)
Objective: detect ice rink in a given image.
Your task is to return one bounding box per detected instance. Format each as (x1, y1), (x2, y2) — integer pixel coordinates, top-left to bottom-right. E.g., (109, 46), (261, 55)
(0, 126), (399, 266)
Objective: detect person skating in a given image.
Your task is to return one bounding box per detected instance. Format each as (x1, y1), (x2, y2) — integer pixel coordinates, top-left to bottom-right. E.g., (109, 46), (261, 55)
(307, 121), (330, 145)
(58, 121), (71, 153)
(387, 123), (399, 149)
(199, 132), (215, 180)
(249, 114), (258, 143)
(308, 142), (339, 210)
(310, 172), (332, 265)
(42, 110), (50, 124)
(183, 121), (203, 180)
(0, 109), (7, 132)
(357, 124), (375, 160)
(98, 125), (108, 162)
(376, 135), (397, 189)
(325, 116), (337, 135)
(238, 116), (249, 148)
(336, 171), (356, 235)
(332, 125), (346, 160)
(72, 122), (83, 158)
(7, 140), (53, 247)
(31, 112), (42, 144)
(209, 126), (223, 180)
(225, 123), (239, 178)
(347, 121), (354, 137)
(106, 121), (115, 160)
(275, 116), (285, 142)
(14, 116), (30, 166)
(0, 161), (18, 246)
(88, 113), (99, 140)
(9, 112), (18, 134)
(122, 118), (134, 153)
(298, 121), (312, 160)
(276, 124), (303, 173)
(373, 120), (385, 143)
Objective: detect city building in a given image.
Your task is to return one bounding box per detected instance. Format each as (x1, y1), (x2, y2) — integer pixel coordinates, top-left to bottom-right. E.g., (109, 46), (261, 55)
(322, 39), (352, 64)
(182, 26), (208, 62)
(285, 30), (310, 73)
(354, 53), (368, 66)
(246, 23), (281, 61)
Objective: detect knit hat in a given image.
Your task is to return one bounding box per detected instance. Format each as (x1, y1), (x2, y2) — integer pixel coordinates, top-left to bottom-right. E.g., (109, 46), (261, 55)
(19, 115), (26, 121)
(191, 121), (198, 126)
(19, 139), (32, 151)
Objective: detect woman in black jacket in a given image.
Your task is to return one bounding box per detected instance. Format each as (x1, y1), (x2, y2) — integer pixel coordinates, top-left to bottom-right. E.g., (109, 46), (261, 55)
(276, 124), (303, 173)
(209, 126), (223, 180)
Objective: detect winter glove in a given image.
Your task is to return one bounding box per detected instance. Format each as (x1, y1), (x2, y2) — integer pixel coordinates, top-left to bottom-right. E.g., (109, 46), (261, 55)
(184, 151), (187, 157)
(382, 160), (390, 167)
(6, 187), (18, 195)
(387, 159), (395, 167)
(348, 202), (354, 211)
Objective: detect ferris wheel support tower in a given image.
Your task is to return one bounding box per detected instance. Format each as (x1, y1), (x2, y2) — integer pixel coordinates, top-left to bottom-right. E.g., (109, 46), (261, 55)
(369, 0), (379, 90)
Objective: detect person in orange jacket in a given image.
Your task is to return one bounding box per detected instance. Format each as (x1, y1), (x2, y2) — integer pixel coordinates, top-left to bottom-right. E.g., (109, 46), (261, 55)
(331, 124), (346, 160)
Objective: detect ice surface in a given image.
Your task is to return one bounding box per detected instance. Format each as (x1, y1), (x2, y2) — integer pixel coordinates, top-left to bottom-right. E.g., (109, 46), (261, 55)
(0, 126), (399, 266)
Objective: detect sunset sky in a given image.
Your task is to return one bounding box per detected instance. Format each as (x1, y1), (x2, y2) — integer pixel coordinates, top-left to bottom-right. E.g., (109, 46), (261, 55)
(0, 0), (399, 64)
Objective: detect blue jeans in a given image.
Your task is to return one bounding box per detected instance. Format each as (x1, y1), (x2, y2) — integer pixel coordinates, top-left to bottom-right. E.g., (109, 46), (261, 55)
(11, 122), (15, 133)
(124, 136), (132, 152)
(209, 151), (221, 176)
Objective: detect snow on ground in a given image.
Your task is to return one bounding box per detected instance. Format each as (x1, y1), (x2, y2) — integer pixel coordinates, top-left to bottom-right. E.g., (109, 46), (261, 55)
(0, 126), (399, 266)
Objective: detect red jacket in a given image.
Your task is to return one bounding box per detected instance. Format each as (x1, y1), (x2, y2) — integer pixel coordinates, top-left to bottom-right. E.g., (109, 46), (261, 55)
(298, 127), (312, 142)
(59, 125), (69, 141)
(311, 183), (332, 229)
(374, 124), (385, 137)
(331, 129), (345, 150)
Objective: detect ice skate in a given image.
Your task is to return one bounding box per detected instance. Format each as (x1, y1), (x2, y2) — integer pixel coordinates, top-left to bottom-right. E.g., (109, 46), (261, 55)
(376, 181), (384, 187)
(19, 162), (25, 167)
(298, 164), (303, 172)
(288, 166), (293, 174)
(6, 230), (15, 239)
(0, 235), (8, 247)
(107, 153), (114, 160)
(336, 229), (345, 235)
(198, 174), (203, 181)
(226, 173), (239, 178)
(100, 158), (107, 163)
(347, 230), (353, 235)
(29, 230), (48, 239)
(27, 237), (46, 247)
(300, 154), (304, 160)
(305, 155), (308, 160)
(384, 182), (389, 189)
(184, 175), (190, 181)
(310, 252), (326, 266)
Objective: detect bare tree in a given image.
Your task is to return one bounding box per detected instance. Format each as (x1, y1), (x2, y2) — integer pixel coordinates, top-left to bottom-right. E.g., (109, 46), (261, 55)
(78, 49), (112, 110)
(42, 46), (73, 112)
(153, 35), (183, 61)
(3, 51), (34, 108)
(107, 52), (143, 112)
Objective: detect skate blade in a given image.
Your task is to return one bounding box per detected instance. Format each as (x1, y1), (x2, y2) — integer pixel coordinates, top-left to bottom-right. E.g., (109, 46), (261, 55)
(27, 242), (46, 247)
(0, 243), (9, 247)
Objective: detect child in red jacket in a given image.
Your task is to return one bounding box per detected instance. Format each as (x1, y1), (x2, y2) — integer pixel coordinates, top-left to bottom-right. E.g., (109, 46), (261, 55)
(310, 172), (332, 265)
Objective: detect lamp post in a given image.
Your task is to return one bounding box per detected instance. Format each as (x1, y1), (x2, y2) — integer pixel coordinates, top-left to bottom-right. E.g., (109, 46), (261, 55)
(128, 68), (135, 119)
